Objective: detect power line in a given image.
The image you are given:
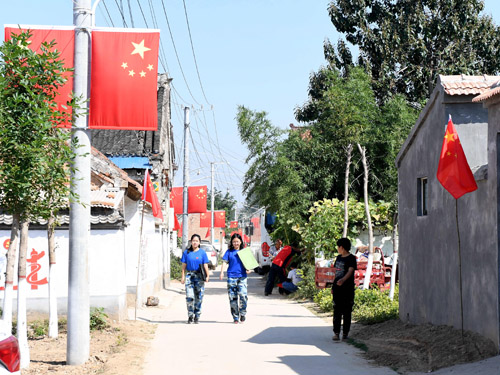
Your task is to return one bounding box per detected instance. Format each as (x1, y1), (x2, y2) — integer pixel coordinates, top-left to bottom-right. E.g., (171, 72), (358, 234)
(182, 0), (212, 106)
(112, 0), (128, 27)
(101, 0), (115, 27)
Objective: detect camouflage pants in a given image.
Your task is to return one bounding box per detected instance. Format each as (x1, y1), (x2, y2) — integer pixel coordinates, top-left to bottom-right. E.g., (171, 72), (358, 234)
(185, 272), (205, 318)
(227, 277), (248, 321)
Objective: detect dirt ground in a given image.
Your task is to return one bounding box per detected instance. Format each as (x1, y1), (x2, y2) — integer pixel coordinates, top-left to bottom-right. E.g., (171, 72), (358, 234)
(349, 319), (498, 374)
(22, 319), (155, 375)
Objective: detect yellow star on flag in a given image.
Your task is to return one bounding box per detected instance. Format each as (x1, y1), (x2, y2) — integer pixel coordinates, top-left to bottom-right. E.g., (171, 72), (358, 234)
(129, 70), (135, 77)
(121, 62), (128, 69)
(139, 71), (146, 78)
(131, 39), (151, 59)
(444, 130), (455, 143)
(147, 64), (154, 71)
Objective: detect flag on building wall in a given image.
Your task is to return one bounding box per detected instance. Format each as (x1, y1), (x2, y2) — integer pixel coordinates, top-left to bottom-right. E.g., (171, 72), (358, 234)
(229, 221), (238, 228)
(171, 187), (184, 216)
(4, 26), (75, 128)
(188, 186), (207, 213)
(89, 29), (160, 130)
(437, 116), (478, 199)
(142, 169), (163, 220)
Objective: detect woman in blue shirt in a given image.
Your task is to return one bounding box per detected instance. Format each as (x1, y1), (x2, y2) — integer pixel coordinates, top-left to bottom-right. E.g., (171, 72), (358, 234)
(181, 234), (210, 324)
(219, 233), (249, 323)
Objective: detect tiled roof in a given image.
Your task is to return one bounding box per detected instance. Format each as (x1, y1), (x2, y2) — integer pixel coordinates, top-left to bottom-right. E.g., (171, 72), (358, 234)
(0, 212), (124, 226)
(91, 189), (124, 209)
(439, 75), (500, 96)
(472, 81), (500, 102)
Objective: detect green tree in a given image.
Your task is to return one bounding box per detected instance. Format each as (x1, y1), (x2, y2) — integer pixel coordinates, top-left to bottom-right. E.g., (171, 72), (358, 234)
(0, 30), (78, 361)
(327, 0), (500, 104)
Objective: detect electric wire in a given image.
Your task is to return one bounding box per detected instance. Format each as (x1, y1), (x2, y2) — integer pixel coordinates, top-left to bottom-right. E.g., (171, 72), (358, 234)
(182, 0), (212, 106)
(127, 0), (135, 27)
(113, 0), (129, 27)
(101, 0), (115, 27)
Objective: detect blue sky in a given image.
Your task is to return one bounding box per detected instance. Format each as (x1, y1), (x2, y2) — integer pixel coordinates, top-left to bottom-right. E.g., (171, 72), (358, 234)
(2, 0), (500, 204)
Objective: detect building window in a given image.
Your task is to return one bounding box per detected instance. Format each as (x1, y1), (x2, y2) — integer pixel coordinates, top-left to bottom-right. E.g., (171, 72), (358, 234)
(417, 177), (428, 216)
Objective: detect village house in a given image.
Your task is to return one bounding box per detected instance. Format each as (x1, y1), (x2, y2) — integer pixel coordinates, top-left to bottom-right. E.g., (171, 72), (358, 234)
(0, 147), (168, 320)
(396, 75), (500, 349)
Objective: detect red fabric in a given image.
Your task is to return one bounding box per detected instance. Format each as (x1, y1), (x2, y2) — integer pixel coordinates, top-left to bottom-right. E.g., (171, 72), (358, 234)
(188, 186), (208, 213)
(229, 221), (238, 228)
(171, 187), (183, 215)
(173, 214), (181, 231)
(177, 222), (183, 238)
(199, 212), (211, 228)
(214, 211), (226, 228)
(89, 30), (159, 130)
(437, 117), (478, 199)
(251, 217), (260, 229)
(272, 245), (293, 267)
(206, 228), (211, 238)
(4, 27), (75, 128)
(142, 170), (163, 220)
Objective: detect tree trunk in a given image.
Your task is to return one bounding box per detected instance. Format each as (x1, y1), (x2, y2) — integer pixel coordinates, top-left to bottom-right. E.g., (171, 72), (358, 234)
(17, 219), (30, 369)
(47, 216), (58, 338)
(343, 144), (353, 238)
(389, 213), (399, 300)
(358, 144), (374, 290)
(2, 213), (20, 333)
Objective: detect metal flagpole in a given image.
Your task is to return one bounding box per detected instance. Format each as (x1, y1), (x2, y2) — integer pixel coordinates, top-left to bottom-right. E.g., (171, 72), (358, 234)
(211, 162), (215, 247)
(68, 0), (91, 365)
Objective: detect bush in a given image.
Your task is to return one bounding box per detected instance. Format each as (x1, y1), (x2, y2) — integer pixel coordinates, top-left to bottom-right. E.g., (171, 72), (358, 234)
(353, 284), (399, 324)
(28, 319), (48, 338)
(294, 263), (320, 300)
(90, 307), (109, 331)
(314, 288), (333, 311)
(170, 251), (182, 280)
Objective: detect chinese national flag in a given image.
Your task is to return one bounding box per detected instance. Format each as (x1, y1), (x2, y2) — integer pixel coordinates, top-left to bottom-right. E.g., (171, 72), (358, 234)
(4, 26), (75, 128)
(142, 169), (163, 220)
(173, 214), (181, 231)
(214, 211), (226, 228)
(188, 186), (208, 213)
(437, 116), (478, 199)
(90, 30), (160, 130)
(199, 212), (211, 228)
(229, 221), (238, 228)
(206, 228), (211, 238)
(171, 187), (184, 215)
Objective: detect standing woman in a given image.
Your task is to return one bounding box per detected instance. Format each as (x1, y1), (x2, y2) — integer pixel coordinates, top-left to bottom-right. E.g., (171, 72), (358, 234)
(219, 233), (249, 323)
(181, 234), (210, 324)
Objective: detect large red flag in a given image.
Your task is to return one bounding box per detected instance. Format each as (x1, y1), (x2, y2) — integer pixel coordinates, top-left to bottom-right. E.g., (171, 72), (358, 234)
(188, 186), (208, 213)
(214, 211), (226, 228)
(171, 187), (184, 215)
(4, 26), (75, 128)
(90, 29), (160, 130)
(142, 169), (163, 220)
(437, 116), (478, 199)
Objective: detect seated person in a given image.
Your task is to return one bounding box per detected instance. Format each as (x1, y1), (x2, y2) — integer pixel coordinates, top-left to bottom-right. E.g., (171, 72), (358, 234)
(281, 262), (302, 294)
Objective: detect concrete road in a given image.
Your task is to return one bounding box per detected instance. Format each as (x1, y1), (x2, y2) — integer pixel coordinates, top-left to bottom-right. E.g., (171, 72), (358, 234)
(141, 272), (397, 375)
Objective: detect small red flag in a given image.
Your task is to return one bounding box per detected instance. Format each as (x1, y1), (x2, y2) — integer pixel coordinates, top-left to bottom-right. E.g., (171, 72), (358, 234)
(173, 214), (181, 231)
(171, 187), (184, 215)
(437, 116), (478, 199)
(188, 186), (208, 213)
(214, 211), (226, 228)
(205, 228), (211, 238)
(90, 30), (160, 130)
(199, 212), (211, 228)
(229, 221), (238, 228)
(4, 26), (75, 128)
(142, 169), (163, 220)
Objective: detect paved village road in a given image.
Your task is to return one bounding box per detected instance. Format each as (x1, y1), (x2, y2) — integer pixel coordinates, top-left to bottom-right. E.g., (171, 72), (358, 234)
(140, 272), (397, 375)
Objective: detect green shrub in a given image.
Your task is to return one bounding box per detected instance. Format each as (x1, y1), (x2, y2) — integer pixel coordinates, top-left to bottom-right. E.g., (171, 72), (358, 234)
(28, 319), (48, 338)
(170, 251), (182, 280)
(353, 284), (399, 324)
(295, 263), (320, 300)
(90, 307), (109, 331)
(314, 288), (333, 312)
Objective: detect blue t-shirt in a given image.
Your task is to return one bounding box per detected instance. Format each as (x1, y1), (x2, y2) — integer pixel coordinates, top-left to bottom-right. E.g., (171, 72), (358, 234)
(222, 248), (247, 278)
(181, 249), (209, 271)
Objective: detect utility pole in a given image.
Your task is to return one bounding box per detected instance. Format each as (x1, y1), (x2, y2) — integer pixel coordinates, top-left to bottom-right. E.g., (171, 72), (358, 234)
(68, 0), (91, 365)
(210, 162), (215, 247)
(182, 107), (190, 251)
